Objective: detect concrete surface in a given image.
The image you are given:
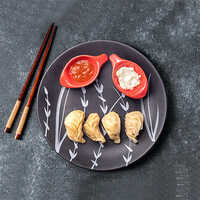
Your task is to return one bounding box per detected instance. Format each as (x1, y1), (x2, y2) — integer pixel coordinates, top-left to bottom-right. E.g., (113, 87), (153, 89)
(0, 0), (199, 199)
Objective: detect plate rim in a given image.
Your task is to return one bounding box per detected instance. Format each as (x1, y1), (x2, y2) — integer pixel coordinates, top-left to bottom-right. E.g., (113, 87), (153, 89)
(37, 40), (167, 171)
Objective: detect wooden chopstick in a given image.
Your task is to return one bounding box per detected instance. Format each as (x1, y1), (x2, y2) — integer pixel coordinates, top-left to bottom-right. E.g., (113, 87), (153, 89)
(15, 25), (57, 139)
(4, 23), (54, 133)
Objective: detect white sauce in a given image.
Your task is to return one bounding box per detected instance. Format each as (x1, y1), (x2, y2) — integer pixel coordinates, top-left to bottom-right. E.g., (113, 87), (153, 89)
(116, 67), (140, 90)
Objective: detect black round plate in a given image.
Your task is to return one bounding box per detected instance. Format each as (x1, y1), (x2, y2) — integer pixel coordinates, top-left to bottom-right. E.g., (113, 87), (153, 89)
(37, 40), (167, 171)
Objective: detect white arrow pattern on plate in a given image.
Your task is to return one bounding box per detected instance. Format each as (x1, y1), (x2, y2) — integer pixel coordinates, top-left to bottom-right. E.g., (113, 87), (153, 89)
(140, 74), (160, 143)
(43, 87), (51, 137)
(69, 87), (88, 162)
(91, 79), (108, 169)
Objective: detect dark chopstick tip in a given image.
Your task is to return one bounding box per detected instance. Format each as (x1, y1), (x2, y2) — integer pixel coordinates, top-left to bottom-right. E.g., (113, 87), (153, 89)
(4, 127), (11, 133)
(53, 25), (57, 30)
(51, 23), (55, 27)
(15, 134), (21, 140)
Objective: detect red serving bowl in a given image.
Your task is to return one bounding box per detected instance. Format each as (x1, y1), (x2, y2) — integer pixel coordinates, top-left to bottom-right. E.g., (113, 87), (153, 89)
(110, 54), (148, 99)
(60, 54), (108, 88)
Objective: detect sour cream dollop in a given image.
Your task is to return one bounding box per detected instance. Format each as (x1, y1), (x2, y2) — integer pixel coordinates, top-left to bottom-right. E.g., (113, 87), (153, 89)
(116, 67), (140, 90)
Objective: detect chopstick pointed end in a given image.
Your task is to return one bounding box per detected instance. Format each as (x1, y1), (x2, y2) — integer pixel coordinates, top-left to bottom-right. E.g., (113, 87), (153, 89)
(15, 134), (21, 140)
(4, 127), (11, 133)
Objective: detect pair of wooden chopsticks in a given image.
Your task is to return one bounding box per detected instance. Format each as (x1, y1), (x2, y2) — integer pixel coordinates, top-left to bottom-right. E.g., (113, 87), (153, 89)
(4, 23), (57, 139)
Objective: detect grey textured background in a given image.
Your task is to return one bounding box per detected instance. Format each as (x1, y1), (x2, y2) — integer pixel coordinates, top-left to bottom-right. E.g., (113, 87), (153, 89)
(0, 0), (199, 200)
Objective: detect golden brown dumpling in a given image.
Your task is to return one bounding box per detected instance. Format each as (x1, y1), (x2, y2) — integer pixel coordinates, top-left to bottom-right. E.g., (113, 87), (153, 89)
(102, 112), (121, 143)
(64, 110), (86, 143)
(83, 113), (106, 143)
(125, 111), (144, 143)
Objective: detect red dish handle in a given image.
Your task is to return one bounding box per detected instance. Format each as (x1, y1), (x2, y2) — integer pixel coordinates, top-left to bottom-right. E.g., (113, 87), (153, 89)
(110, 54), (124, 67)
(94, 54), (108, 67)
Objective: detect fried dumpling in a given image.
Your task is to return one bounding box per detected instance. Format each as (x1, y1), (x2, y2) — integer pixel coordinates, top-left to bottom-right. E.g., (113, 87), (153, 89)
(84, 113), (106, 143)
(125, 111), (144, 143)
(102, 112), (121, 143)
(64, 110), (86, 143)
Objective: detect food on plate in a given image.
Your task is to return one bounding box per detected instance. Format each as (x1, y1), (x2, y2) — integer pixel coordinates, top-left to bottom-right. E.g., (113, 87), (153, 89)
(125, 111), (144, 143)
(64, 110), (86, 143)
(64, 109), (143, 144)
(69, 60), (94, 82)
(102, 112), (121, 143)
(110, 54), (148, 99)
(60, 54), (108, 88)
(83, 113), (106, 143)
(116, 67), (141, 90)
